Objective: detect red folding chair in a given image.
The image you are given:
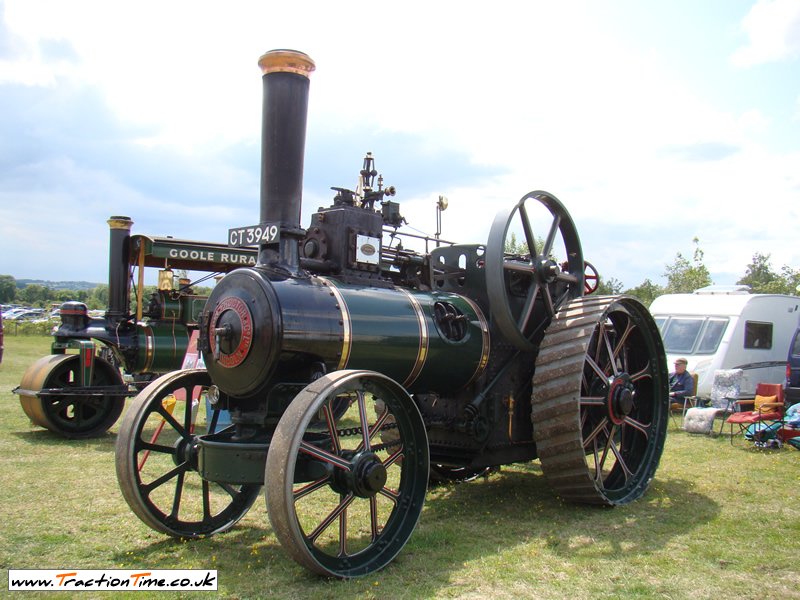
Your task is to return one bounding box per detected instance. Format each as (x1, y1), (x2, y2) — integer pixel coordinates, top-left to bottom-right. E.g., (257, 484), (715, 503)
(723, 383), (785, 445)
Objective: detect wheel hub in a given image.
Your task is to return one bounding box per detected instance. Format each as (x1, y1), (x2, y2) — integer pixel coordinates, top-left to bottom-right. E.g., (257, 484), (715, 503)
(173, 436), (200, 470)
(608, 374), (634, 425)
(332, 451), (387, 498)
(536, 257), (560, 283)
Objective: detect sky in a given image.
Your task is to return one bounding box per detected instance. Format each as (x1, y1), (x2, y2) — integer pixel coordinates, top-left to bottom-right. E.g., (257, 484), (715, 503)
(0, 0), (799, 290)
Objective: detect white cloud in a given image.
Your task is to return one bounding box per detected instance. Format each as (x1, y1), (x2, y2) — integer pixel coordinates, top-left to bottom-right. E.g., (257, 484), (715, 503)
(731, 0), (800, 66)
(1, 0), (799, 290)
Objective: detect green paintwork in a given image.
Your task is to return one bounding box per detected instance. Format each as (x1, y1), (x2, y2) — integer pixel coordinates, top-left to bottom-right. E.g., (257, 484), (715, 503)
(132, 322), (191, 373)
(331, 283), (488, 393)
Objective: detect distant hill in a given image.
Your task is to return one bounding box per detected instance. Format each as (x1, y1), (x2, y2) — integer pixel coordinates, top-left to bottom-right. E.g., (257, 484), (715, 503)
(16, 279), (102, 291)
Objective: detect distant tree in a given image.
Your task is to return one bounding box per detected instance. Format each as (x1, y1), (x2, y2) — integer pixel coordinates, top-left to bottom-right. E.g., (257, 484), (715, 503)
(737, 252), (779, 293)
(779, 265), (800, 295)
(624, 278), (665, 307)
(17, 284), (55, 307)
(55, 289), (88, 303)
(504, 232), (529, 255)
(0, 274), (16, 303)
(595, 276), (624, 295)
(663, 237), (711, 293)
(86, 285), (109, 310)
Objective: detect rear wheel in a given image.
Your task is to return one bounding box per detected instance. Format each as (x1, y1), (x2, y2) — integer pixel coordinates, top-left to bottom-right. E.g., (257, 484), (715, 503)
(532, 296), (668, 505)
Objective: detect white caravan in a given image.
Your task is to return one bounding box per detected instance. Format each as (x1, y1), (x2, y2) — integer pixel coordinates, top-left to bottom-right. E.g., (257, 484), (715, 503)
(649, 286), (800, 399)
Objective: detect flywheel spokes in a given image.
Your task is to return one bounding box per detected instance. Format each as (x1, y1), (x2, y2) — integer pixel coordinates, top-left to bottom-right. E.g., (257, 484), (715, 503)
(486, 191), (584, 352)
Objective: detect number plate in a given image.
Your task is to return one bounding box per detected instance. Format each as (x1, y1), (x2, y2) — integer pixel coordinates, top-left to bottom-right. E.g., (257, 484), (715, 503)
(228, 223), (280, 247)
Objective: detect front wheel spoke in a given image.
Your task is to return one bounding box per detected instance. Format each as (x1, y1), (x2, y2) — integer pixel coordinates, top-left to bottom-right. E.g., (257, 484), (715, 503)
(306, 493), (355, 544)
(154, 406), (188, 440)
(323, 404), (341, 455)
(378, 486), (400, 504)
(181, 387), (194, 433)
(201, 480), (212, 520)
(217, 481), (241, 500)
(360, 407), (392, 452)
(169, 471), (185, 518)
(299, 441), (352, 471)
(142, 462), (189, 495)
(338, 501), (348, 557)
(357, 392), (371, 451)
(383, 446), (404, 469)
(293, 476), (331, 501)
(138, 441), (175, 455)
(369, 496), (379, 541)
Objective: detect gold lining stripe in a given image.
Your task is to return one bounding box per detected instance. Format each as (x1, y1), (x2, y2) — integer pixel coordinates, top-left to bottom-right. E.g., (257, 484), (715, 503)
(400, 289), (429, 388)
(462, 296), (491, 387)
(142, 325), (154, 372)
(319, 277), (351, 370)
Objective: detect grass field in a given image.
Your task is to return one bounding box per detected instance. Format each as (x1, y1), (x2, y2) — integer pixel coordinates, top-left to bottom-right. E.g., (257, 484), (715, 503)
(1, 335), (799, 599)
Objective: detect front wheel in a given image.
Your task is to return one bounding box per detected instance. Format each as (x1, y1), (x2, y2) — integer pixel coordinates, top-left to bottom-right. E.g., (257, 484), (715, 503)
(266, 370), (429, 578)
(115, 369), (260, 538)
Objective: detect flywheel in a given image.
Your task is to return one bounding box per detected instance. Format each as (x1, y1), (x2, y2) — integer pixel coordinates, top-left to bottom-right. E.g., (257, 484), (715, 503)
(531, 295), (668, 505)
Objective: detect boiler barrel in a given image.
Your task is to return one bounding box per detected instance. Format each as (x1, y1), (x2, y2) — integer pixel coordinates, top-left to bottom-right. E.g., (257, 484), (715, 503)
(303, 278), (490, 393)
(203, 269), (490, 397)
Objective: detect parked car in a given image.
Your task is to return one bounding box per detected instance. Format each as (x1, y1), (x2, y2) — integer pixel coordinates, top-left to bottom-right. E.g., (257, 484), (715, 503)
(786, 327), (800, 404)
(5, 309), (45, 321)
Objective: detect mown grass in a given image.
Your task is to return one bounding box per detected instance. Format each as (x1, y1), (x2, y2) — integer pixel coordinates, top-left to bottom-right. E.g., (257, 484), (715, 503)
(1, 335), (799, 599)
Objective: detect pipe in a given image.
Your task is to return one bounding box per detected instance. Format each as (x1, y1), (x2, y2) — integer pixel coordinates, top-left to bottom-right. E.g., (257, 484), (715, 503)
(106, 216), (133, 323)
(257, 49), (315, 268)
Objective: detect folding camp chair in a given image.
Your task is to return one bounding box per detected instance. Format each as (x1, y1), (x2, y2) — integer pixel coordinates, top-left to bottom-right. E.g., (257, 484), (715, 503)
(708, 369), (743, 436)
(723, 382), (785, 445)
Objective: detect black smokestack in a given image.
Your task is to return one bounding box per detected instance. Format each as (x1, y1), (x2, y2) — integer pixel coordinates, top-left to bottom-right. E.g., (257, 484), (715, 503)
(106, 216), (133, 322)
(257, 49), (315, 268)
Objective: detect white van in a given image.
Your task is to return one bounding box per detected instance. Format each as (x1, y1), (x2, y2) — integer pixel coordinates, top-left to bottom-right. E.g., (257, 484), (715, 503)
(649, 285), (800, 399)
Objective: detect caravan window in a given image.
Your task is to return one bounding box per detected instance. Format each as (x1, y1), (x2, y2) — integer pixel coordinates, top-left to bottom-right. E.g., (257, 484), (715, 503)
(659, 316), (729, 355)
(744, 321), (772, 350)
(697, 318), (728, 353)
(654, 317), (666, 334)
(662, 318), (704, 353)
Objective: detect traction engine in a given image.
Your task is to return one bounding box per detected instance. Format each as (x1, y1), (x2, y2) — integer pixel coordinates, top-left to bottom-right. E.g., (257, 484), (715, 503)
(114, 49), (669, 578)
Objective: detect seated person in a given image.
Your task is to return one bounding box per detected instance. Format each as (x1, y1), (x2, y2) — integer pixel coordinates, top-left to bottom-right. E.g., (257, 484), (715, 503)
(669, 358), (694, 404)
